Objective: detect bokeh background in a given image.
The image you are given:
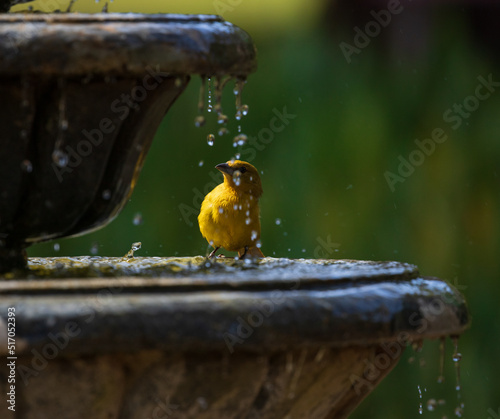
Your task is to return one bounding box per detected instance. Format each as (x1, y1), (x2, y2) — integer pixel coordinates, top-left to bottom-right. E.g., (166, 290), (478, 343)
(20, 0), (500, 417)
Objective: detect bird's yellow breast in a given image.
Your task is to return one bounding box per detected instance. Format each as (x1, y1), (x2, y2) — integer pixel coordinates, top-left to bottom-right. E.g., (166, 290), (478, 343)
(198, 182), (261, 252)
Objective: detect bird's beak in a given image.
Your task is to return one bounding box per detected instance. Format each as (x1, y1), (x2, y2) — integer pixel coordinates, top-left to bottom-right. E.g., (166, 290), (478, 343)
(215, 163), (234, 176)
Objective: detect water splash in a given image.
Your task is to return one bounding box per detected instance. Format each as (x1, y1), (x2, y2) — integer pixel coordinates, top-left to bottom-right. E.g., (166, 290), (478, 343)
(207, 134), (215, 146)
(125, 242), (142, 258)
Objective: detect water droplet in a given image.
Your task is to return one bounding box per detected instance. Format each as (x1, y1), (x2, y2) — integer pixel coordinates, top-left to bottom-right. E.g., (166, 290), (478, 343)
(207, 134), (215, 146)
(452, 352), (462, 362)
(217, 114), (228, 124)
(53, 243), (60, 252)
(218, 207), (224, 214)
(233, 134), (247, 146)
(251, 230), (258, 240)
(275, 218), (282, 225)
(233, 174), (241, 186)
(245, 218), (251, 225)
(437, 337), (446, 383)
(90, 242), (99, 255)
(233, 204), (238, 210)
(417, 385), (423, 414)
(198, 160), (204, 167)
(427, 399), (437, 411)
(133, 213), (143, 226)
(52, 149), (68, 168)
(196, 397), (208, 410)
(60, 119), (69, 131)
(20, 159), (33, 173)
(302, 248), (306, 253)
(218, 127), (229, 136)
(194, 115), (206, 127)
(245, 210), (250, 216)
(241, 104), (249, 116)
(235, 153), (241, 159)
(256, 240), (262, 248)
(412, 340), (424, 353)
(454, 407), (463, 417)
(235, 110), (242, 120)
(102, 189), (111, 200)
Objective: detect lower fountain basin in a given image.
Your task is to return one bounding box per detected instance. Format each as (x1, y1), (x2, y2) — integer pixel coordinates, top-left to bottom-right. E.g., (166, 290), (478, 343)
(0, 257), (469, 418)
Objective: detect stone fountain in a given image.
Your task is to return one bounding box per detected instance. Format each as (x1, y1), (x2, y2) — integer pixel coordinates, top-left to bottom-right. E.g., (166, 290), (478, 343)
(0, 10), (469, 419)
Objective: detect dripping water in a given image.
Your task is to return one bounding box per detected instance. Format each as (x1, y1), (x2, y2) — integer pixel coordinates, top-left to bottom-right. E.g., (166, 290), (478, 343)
(194, 76), (206, 127)
(437, 337), (446, 384)
(52, 79), (69, 168)
(452, 336), (464, 417)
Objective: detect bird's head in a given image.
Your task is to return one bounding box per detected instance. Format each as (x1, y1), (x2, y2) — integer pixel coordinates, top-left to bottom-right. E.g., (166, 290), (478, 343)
(216, 160), (263, 197)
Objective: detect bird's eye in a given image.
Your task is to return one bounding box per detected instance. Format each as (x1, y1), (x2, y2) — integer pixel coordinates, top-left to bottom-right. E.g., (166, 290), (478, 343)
(239, 166), (247, 173)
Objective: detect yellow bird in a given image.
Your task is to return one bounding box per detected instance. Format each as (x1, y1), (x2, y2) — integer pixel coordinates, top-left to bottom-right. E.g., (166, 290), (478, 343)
(198, 160), (264, 259)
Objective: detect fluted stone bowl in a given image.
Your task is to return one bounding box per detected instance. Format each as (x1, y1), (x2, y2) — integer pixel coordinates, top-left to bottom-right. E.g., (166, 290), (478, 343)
(0, 13), (256, 272)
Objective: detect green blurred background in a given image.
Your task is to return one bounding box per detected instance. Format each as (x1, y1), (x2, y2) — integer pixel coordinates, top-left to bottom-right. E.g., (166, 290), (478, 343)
(22, 0), (499, 417)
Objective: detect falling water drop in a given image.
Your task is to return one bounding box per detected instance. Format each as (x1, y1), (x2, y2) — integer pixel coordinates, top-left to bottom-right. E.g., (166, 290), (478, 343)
(412, 340), (424, 353)
(102, 189), (111, 200)
(275, 218), (282, 225)
(53, 243), (60, 252)
(437, 337), (446, 383)
(417, 385), (423, 415)
(451, 336), (464, 416)
(133, 213), (143, 226)
(241, 104), (249, 116)
(207, 134), (215, 146)
(20, 159), (33, 173)
(198, 160), (204, 167)
(90, 242), (99, 255)
(218, 127), (229, 136)
(427, 399), (437, 412)
(207, 77), (213, 113)
(217, 114), (228, 125)
(233, 134), (247, 146)
(52, 149), (69, 168)
(251, 230), (258, 240)
(194, 115), (206, 128)
(21, 76), (30, 108)
(256, 240), (262, 248)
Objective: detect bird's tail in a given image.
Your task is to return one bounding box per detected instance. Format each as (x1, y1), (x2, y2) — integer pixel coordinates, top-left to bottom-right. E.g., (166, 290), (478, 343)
(239, 246), (265, 259)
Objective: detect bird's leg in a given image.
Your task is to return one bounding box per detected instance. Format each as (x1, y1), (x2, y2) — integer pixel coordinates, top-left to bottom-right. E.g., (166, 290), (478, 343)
(239, 246), (249, 259)
(208, 246), (220, 259)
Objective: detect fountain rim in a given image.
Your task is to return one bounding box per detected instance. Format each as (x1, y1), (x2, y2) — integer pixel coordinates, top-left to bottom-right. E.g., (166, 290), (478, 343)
(0, 12), (257, 77)
(0, 12), (225, 24)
